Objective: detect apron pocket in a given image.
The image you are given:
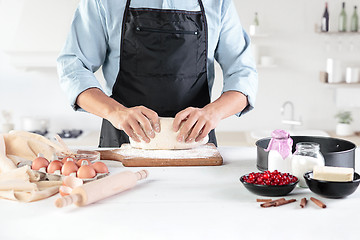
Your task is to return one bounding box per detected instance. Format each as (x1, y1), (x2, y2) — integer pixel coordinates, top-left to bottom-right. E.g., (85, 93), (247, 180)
(135, 26), (198, 77)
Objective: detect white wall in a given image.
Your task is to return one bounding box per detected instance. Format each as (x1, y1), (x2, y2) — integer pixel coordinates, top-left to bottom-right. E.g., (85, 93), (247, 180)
(0, 53), (102, 132)
(0, 0), (359, 134)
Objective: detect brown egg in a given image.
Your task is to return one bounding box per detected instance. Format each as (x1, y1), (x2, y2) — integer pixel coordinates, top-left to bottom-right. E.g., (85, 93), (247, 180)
(61, 156), (75, 164)
(77, 165), (96, 179)
(47, 160), (63, 174)
(32, 157), (49, 170)
(61, 161), (79, 176)
(92, 161), (109, 174)
(76, 158), (92, 167)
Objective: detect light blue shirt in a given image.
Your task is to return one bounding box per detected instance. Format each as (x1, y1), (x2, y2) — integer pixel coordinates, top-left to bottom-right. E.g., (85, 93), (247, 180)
(57, 0), (258, 116)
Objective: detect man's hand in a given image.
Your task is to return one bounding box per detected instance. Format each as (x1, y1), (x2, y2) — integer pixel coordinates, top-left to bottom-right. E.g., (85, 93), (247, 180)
(107, 106), (160, 143)
(173, 107), (221, 143)
(76, 88), (161, 143)
(172, 91), (249, 143)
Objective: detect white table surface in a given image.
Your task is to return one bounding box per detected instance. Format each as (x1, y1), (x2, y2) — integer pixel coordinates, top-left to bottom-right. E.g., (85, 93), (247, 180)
(0, 146), (359, 240)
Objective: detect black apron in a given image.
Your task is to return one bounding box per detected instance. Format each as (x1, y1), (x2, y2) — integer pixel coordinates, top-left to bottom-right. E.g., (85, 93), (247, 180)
(99, 0), (217, 147)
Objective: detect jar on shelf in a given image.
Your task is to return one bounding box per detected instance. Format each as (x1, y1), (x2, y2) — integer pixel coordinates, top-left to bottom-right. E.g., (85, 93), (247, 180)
(291, 142), (325, 187)
(265, 129), (293, 173)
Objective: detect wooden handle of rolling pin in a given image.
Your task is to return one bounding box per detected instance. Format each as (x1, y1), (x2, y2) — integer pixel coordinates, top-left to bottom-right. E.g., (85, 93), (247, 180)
(55, 170), (148, 208)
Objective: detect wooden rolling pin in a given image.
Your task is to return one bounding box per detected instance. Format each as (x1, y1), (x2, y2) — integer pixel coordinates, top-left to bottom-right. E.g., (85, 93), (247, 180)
(55, 170), (148, 208)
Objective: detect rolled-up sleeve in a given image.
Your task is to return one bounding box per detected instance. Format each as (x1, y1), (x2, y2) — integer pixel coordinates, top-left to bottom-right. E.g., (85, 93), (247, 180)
(57, 0), (107, 110)
(214, 0), (258, 116)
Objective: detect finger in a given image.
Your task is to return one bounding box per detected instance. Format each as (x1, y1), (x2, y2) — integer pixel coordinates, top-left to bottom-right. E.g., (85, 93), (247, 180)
(173, 108), (193, 132)
(141, 107), (160, 133)
(177, 115), (199, 142)
(186, 119), (206, 143)
(123, 124), (140, 142)
(136, 113), (155, 139)
(129, 119), (150, 143)
(195, 123), (212, 142)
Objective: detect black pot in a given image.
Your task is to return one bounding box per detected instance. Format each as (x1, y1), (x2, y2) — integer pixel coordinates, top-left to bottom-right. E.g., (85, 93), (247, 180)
(256, 136), (356, 171)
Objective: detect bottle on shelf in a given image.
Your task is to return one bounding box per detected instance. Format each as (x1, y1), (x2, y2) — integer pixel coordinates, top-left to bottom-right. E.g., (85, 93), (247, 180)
(321, 2), (329, 32)
(339, 2), (347, 32)
(253, 12), (259, 27)
(350, 6), (359, 32)
(249, 12), (260, 36)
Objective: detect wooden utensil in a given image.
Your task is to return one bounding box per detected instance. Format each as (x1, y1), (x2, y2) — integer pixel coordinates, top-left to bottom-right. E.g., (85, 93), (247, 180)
(54, 134), (72, 155)
(55, 170), (148, 208)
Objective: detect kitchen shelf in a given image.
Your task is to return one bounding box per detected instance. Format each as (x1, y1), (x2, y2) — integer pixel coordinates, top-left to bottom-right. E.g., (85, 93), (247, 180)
(315, 31), (360, 36)
(322, 82), (360, 88)
(249, 32), (278, 69)
(257, 64), (278, 69)
(249, 33), (269, 38)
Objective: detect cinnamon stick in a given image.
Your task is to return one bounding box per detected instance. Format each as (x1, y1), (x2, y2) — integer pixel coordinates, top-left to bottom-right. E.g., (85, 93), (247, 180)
(256, 198), (273, 202)
(260, 198), (297, 208)
(310, 197), (326, 208)
(260, 198), (285, 208)
(300, 198), (307, 208)
(274, 198), (296, 207)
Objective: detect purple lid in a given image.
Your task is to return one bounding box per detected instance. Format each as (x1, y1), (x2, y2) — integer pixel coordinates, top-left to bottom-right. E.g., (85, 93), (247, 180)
(265, 129), (293, 160)
(271, 129), (290, 139)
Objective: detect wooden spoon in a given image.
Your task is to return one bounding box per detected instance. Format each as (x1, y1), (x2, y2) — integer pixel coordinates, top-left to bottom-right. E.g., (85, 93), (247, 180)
(54, 134), (72, 155)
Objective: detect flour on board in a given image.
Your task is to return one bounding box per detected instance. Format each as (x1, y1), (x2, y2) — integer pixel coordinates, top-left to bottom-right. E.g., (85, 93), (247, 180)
(115, 144), (218, 159)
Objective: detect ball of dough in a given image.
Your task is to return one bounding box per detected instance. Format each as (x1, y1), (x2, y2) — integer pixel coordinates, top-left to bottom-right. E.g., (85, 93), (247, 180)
(129, 117), (209, 150)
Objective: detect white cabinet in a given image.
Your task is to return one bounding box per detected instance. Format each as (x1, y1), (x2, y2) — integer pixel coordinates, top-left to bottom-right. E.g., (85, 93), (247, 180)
(0, 0), (80, 69)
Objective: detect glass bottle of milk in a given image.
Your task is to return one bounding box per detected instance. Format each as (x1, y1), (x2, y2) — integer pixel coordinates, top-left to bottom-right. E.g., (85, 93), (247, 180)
(265, 130), (293, 173)
(292, 142), (325, 188)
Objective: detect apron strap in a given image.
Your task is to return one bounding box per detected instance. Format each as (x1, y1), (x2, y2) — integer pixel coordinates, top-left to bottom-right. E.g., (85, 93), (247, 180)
(125, 0), (206, 13)
(197, 0), (205, 13)
(197, 0), (208, 71)
(120, 0), (132, 58)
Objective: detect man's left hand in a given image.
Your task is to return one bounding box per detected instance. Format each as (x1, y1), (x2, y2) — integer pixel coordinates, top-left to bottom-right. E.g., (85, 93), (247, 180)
(172, 107), (221, 143)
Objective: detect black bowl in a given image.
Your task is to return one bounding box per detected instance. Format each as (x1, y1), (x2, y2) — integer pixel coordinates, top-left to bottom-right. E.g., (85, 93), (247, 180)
(304, 171), (360, 198)
(240, 174), (299, 197)
(256, 136), (356, 171)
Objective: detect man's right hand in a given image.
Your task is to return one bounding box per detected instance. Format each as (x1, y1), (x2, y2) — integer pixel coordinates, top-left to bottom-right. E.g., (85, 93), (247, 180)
(107, 106), (160, 143)
(76, 88), (160, 143)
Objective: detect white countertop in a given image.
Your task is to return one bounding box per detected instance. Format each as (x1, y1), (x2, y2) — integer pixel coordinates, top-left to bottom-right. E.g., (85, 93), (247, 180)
(0, 146), (359, 240)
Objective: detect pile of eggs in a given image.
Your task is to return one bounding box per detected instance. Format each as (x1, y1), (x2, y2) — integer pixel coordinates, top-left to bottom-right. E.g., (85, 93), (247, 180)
(31, 155), (109, 179)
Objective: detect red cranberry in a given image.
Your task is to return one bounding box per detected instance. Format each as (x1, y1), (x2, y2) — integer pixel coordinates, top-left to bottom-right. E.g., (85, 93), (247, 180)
(244, 170), (297, 186)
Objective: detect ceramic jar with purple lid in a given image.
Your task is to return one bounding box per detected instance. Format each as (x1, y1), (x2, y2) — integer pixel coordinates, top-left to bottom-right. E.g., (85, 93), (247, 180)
(265, 129), (293, 173)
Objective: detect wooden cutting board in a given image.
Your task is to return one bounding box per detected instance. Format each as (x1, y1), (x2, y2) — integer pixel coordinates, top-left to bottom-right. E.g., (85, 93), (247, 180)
(98, 143), (223, 167)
